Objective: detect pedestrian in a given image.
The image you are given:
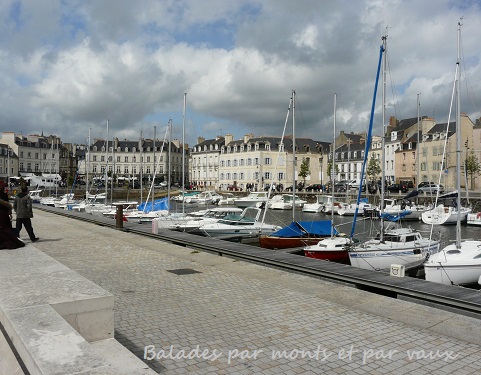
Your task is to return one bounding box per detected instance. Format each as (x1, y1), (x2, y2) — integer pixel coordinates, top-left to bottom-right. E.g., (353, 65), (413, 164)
(0, 193), (25, 249)
(0, 182), (8, 202)
(13, 185), (39, 242)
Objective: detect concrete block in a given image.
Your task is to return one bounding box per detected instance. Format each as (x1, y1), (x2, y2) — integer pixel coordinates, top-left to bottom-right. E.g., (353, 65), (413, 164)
(0, 324), (25, 375)
(91, 338), (157, 374)
(2, 305), (117, 375)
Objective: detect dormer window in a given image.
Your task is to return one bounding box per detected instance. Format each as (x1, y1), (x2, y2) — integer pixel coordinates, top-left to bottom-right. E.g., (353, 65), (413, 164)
(265, 144), (270, 151)
(408, 142), (412, 150)
(391, 132), (397, 141)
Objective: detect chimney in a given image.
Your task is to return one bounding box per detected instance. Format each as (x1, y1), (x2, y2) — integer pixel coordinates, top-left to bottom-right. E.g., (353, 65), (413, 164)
(390, 116), (397, 126)
(224, 133), (234, 145)
(243, 133), (254, 143)
(197, 137), (205, 145)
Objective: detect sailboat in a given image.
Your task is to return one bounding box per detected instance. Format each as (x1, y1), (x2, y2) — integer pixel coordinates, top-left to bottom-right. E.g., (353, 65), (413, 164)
(349, 33), (439, 272)
(304, 93), (352, 264)
(258, 91), (338, 249)
(424, 21), (481, 285)
(421, 190), (470, 225)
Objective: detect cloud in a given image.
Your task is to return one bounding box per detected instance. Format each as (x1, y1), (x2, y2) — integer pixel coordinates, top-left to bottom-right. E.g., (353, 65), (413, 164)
(0, 0), (480, 147)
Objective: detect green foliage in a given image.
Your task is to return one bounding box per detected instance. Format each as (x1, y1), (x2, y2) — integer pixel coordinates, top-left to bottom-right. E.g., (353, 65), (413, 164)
(465, 152), (481, 189)
(298, 158), (310, 183)
(327, 161), (339, 181)
(366, 157), (381, 182)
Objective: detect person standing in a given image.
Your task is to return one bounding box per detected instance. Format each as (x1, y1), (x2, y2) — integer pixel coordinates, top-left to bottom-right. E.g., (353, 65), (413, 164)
(13, 185), (39, 242)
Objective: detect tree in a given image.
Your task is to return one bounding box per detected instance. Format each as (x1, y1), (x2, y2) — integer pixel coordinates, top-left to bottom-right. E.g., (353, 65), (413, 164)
(465, 152), (481, 190)
(327, 161), (339, 181)
(366, 157), (381, 183)
(298, 158), (310, 185)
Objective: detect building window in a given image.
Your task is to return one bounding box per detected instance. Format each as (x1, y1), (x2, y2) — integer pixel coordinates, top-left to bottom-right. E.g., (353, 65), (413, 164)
(124, 166), (129, 173)
(278, 172), (284, 180)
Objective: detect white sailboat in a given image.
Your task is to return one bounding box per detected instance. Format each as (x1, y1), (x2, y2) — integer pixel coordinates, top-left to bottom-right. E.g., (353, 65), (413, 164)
(424, 20), (481, 285)
(349, 33), (439, 271)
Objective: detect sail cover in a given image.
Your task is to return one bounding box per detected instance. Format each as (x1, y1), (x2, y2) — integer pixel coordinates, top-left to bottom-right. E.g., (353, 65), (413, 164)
(137, 198), (169, 213)
(270, 221), (337, 238)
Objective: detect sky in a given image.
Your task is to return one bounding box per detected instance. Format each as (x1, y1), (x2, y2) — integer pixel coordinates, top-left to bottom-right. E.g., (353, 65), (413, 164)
(0, 0), (480, 147)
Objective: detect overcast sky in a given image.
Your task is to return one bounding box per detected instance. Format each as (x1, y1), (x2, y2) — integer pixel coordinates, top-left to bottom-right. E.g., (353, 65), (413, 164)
(1, 0), (480, 147)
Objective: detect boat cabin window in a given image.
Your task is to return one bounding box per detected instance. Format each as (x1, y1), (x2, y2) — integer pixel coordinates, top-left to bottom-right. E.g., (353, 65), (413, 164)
(383, 235), (401, 242)
(405, 235), (417, 242)
(473, 254), (481, 259)
(446, 250), (461, 255)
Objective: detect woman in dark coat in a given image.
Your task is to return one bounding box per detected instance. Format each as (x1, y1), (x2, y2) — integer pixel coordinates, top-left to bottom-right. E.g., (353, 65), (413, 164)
(0, 198), (25, 249)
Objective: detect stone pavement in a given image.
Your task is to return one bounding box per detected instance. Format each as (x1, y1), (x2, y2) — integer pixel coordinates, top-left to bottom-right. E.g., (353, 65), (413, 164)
(25, 209), (481, 374)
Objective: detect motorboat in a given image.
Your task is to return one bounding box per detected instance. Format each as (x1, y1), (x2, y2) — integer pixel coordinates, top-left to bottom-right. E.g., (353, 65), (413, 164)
(214, 192), (237, 206)
(233, 191), (269, 208)
(184, 190), (222, 205)
(169, 207), (243, 232)
(337, 200), (373, 216)
(194, 207), (281, 241)
(101, 201), (139, 218)
(321, 196), (343, 214)
(302, 195), (330, 213)
(304, 236), (352, 264)
(467, 211), (481, 226)
(267, 194), (306, 210)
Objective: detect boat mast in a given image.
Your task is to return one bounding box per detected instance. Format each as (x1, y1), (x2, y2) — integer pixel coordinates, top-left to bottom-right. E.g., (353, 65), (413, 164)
(182, 93), (187, 214)
(292, 89), (296, 222)
(380, 33), (387, 241)
(153, 126), (156, 206)
(86, 127), (90, 196)
(168, 118), (172, 203)
(416, 93), (421, 190)
(331, 93), (337, 238)
(455, 20), (462, 248)
(140, 130), (143, 204)
(105, 118), (109, 202)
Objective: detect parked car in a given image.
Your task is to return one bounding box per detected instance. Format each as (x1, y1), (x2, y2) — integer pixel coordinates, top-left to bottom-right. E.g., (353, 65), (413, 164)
(334, 182), (348, 192)
(418, 182), (444, 194)
(387, 183), (408, 194)
(400, 180), (414, 189)
(285, 182), (305, 191)
(305, 184), (323, 192)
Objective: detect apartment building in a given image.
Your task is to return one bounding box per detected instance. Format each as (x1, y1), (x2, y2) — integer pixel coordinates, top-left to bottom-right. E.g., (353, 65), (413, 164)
(86, 138), (188, 185)
(190, 134), (329, 191)
(0, 142), (17, 181)
(0, 132), (61, 176)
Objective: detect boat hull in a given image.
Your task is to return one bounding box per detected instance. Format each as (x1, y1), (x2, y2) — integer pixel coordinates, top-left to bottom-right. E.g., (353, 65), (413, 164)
(349, 241), (439, 271)
(304, 249), (350, 264)
(259, 236), (324, 250)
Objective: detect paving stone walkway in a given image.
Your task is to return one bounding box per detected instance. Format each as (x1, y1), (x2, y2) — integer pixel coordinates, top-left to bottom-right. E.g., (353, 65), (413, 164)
(28, 209), (481, 374)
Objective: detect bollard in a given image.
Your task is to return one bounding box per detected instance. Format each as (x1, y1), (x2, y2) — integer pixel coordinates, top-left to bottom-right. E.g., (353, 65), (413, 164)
(152, 218), (158, 234)
(116, 205), (123, 228)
